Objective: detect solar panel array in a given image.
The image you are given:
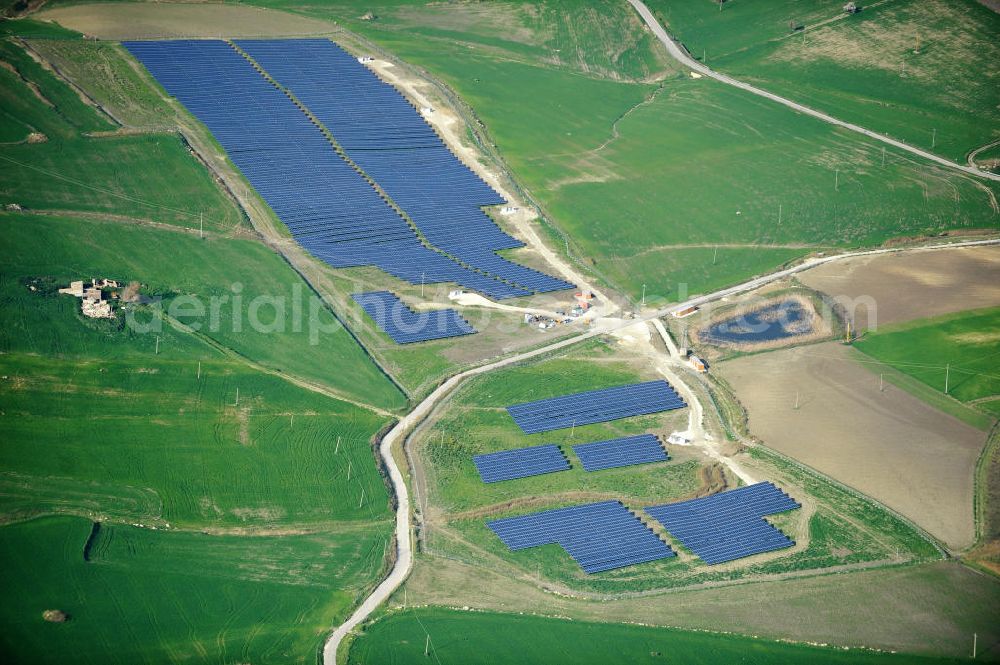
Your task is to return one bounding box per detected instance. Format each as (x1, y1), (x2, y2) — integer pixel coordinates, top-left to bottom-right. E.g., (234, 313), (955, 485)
(487, 501), (676, 573)
(644, 482), (800, 565)
(507, 380), (686, 435)
(572, 434), (668, 472)
(124, 39), (569, 301)
(237, 38), (573, 296)
(351, 291), (475, 344)
(473, 444), (570, 483)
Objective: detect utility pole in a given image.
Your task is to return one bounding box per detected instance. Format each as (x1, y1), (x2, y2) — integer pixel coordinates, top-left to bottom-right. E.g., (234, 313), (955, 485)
(879, 373), (884, 392)
(335, 436), (341, 454)
(794, 391), (800, 410)
(973, 633), (977, 659)
(155, 336), (160, 355)
(932, 128), (936, 149)
(835, 169), (840, 191)
(713, 246), (718, 264)
(347, 459), (352, 481)
(425, 634), (431, 657)
(420, 272), (425, 298)
(778, 203), (782, 225)
(199, 211), (204, 239)
(945, 364), (950, 394)
(359, 487), (365, 508)
(641, 284), (646, 308)
(881, 147), (886, 167)
(290, 414), (294, 429)
(234, 386), (239, 407)
(570, 418), (576, 440)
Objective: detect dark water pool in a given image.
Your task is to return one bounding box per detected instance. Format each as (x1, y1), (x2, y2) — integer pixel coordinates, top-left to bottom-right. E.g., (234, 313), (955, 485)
(701, 300), (814, 345)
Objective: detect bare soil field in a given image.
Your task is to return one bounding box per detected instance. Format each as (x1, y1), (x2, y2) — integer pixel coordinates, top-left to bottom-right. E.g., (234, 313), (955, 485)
(402, 557), (1000, 659)
(800, 246), (1000, 330)
(717, 341), (986, 550)
(37, 3), (338, 40)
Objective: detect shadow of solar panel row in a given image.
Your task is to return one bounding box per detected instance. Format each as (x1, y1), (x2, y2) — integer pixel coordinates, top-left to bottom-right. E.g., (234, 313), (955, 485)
(123, 40), (532, 301)
(644, 482), (800, 565)
(571, 434), (669, 472)
(351, 291), (475, 344)
(473, 444), (570, 483)
(236, 39), (574, 295)
(506, 380), (686, 435)
(487, 501), (675, 573)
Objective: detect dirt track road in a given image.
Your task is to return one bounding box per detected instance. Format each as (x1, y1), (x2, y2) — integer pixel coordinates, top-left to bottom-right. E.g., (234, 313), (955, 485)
(323, 237), (999, 663)
(625, 0), (1000, 183)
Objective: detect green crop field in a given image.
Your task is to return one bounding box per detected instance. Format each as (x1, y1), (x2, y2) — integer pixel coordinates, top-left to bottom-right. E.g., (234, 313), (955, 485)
(347, 607), (967, 665)
(854, 306), (1000, 409)
(0, 34), (243, 232)
(0, 516), (392, 664)
(647, 0), (1000, 163)
(249, 0), (1000, 304)
(2, 212), (406, 410)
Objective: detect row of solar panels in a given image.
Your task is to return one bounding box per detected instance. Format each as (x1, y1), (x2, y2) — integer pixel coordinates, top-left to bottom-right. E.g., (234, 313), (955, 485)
(506, 380), (686, 434)
(473, 434), (669, 483)
(644, 482), (800, 565)
(488, 501), (676, 574)
(124, 39), (573, 301)
(488, 483), (798, 573)
(352, 291), (475, 344)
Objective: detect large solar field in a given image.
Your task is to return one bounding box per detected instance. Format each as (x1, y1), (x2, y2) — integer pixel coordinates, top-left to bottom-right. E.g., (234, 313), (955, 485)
(124, 39), (574, 301)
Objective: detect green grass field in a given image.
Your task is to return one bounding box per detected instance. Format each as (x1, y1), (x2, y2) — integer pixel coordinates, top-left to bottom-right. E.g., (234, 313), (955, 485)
(1, 212), (406, 410)
(854, 307), (1000, 408)
(0, 516), (392, 664)
(0, 35), (243, 231)
(347, 607), (968, 664)
(248, 0), (1000, 303)
(648, 0), (1000, 163)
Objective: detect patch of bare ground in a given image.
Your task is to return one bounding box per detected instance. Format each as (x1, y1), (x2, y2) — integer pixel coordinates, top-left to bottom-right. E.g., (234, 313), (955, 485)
(799, 245), (1000, 330)
(36, 3), (338, 40)
(717, 341), (986, 550)
(401, 557), (1000, 658)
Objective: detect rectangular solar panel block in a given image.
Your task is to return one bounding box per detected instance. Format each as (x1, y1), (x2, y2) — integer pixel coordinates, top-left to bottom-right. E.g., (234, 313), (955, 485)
(352, 291), (476, 344)
(644, 482), (799, 565)
(506, 380), (686, 434)
(473, 444), (570, 483)
(572, 434), (668, 472)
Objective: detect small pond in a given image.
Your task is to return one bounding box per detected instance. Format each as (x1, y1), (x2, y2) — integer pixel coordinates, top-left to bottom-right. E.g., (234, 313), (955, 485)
(700, 299), (814, 345)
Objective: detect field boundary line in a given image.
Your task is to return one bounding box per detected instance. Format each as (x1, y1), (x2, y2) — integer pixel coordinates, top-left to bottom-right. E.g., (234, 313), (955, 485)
(626, 0), (1000, 183)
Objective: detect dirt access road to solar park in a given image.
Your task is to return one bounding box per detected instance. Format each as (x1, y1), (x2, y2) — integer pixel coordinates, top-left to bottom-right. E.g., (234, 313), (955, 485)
(324, 236), (1000, 664)
(626, 0), (1000, 183)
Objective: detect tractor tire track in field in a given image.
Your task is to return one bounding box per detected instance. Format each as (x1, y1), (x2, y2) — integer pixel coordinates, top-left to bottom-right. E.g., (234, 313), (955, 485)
(324, 236), (999, 664)
(626, 0), (1000, 183)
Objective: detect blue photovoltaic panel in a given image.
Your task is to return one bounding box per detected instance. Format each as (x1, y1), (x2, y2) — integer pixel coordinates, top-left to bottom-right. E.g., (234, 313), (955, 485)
(644, 482), (800, 565)
(572, 434), (668, 472)
(473, 444), (570, 483)
(352, 291), (475, 344)
(506, 380), (685, 435)
(236, 38), (574, 295)
(488, 501), (675, 573)
(123, 39), (534, 301)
